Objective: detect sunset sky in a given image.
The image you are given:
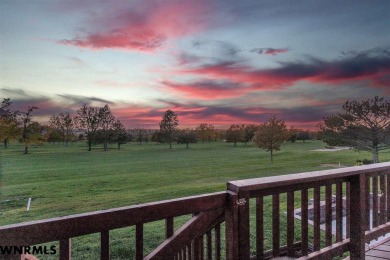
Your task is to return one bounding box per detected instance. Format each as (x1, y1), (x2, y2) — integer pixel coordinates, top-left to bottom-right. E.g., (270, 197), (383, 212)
(1, 0), (389, 129)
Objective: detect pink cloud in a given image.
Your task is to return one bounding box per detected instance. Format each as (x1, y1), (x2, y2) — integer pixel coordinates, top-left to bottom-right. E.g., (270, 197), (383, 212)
(59, 1), (212, 52)
(177, 49), (390, 90)
(162, 80), (250, 100)
(178, 62), (295, 89)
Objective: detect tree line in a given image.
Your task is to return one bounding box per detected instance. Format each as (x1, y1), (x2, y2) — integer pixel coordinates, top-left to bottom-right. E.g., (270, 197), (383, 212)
(0, 100), (128, 153)
(1, 96), (389, 163)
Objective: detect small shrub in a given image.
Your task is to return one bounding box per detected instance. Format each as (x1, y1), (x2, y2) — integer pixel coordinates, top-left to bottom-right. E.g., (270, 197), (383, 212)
(356, 159), (373, 165)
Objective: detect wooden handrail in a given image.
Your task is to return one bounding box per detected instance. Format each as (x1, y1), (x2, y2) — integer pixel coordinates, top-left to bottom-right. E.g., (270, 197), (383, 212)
(0, 191), (227, 246)
(228, 162), (390, 194)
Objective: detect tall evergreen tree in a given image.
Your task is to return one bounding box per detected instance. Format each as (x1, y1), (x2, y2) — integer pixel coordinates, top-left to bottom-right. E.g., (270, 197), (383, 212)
(319, 96), (390, 163)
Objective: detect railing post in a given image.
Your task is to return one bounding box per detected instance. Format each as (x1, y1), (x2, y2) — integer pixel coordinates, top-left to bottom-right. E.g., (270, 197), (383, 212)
(60, 238), (71, 260)
(237, 192), (250, 260)
(226, 191), (239, 260)
(349, 173), (366, 259)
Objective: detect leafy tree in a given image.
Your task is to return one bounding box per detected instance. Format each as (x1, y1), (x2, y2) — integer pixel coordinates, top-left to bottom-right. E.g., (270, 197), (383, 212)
(46, 127), (63, 144)
(0, 98), (19, 148)
(206, 124), (217, 142)
(49, 112), (74, 146)
(19, 106), (39, 154)
(99, 105), (115, 151)
(225, 124), (245, 146)
(319, 96), (390, 163)
(288, 127), (298, 143)
(177, 129), (197, 148)
(297, 130), (310, 143)
(196, 123), (216, 143)
(254, 116), (289, 163)
(151, 130), (163, 144)
(159, 110), (178, 149)
(75, 104), (101, 151)
(318, 114), (346, 146)
(111, 120), (128, 149)
(134, 128), (147, 145)
(243, 124), (258, 145)
(215, 129), (225, 141)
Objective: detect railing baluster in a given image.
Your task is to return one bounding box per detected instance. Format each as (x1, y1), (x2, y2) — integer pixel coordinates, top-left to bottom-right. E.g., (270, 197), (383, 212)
(200, 235), (204, 260)
(373, 175), (379, 227)
(101, 230), (109, 260)
(272, 194), (280, 257)
(313, 186), (321, 251)
(346, 182), (350, 239)
(301, 189), (308, 256)
(387, 173), (390, 222)
(380, 174), (386, 225)
(336, 182), (343, 242)
(193, 238), (199, 260)
(365, 176), (371, 230)
(206, 230), (212, 260)
(188, 242), (192, 260)
(136, 224), (143, 260)
(256, 196), (264, 260)
(325, 185), (332, 246)
(287, 191), (295, 257)
(60, 238), (71, 260)
(215, 224), (221, 260)
(166, 217), (174, 238)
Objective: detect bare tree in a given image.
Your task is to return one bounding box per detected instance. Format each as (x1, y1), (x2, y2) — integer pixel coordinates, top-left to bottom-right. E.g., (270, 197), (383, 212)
(49, 112), (74, 146)
(75, 104), (101, 151)
(19, 106), (39, 154)
(0, 98), (19, 148)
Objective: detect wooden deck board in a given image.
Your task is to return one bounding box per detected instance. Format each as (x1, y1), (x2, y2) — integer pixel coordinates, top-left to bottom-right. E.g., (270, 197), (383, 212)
(365, 238), (390, 260)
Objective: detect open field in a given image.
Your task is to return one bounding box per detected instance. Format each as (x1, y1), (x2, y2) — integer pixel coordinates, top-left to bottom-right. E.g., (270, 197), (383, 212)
(1, 140), (389, 258)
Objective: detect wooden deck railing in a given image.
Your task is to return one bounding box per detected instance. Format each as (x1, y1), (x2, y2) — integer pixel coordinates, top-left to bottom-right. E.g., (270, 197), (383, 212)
(227, 161), (390, 259)
(0, 192), (227, 259)
(1, 162), (390, 259)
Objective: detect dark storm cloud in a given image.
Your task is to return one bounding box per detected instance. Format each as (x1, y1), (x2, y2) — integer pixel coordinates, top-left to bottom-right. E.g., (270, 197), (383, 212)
(58, 94), (114, 106)
(250, 48), (289, 56)
(180, 47), (390, 89)
(162, 79), (249, 100)
(1, 88), (74, 117)
(1, 88), (118, 122)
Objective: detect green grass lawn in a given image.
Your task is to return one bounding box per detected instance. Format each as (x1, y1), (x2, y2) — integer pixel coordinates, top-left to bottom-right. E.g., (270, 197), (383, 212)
(1, 140), (388, 259)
